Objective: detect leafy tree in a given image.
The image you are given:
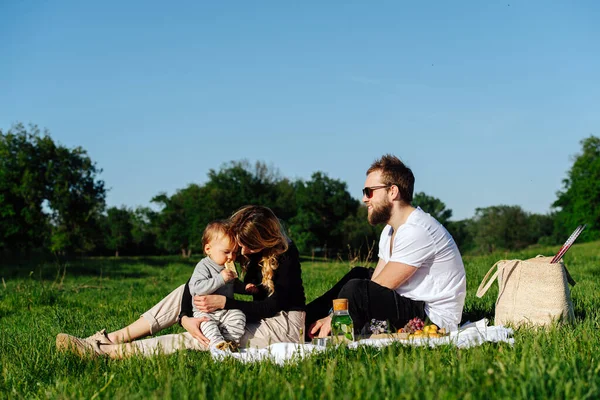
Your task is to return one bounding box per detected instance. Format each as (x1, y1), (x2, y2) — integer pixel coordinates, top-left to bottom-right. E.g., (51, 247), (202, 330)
(0, 126), (50, 253)
(104, 206), (133, 257)
(528, 213), (555, 245)
(204, 162), (262, 218)
(287, 201), (321, 254)
(446, 219), (474, 253)
(412, 192), (453, 226)
(470, 205), (532, 253)
(553, 136), (600, 241)
(152, 184), (208, 257)
(289, 172), (359, 255)
(340, 205), (382, 261)
(204, 160), (296, 220)
(151, 160), (296, 257)
(271, 178), (297, 221)
(45, 140), (106, 253)
(150, 160), (300, 257)
(0, 124), (105, 255)
(130, 206), (159, 255)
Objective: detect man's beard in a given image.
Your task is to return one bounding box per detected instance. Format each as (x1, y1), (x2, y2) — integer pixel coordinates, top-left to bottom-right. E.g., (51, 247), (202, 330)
(368, 201), (392, 225)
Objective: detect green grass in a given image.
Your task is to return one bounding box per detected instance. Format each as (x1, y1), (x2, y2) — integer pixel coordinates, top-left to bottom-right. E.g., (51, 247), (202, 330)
(1, 242), (599, 399)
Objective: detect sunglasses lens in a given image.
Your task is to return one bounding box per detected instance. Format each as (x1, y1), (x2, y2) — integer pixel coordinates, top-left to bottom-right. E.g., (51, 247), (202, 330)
(362, 188), (372, 198)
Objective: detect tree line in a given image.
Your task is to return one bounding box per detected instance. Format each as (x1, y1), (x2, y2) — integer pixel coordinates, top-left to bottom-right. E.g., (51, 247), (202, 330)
(1, 123), (598, 260)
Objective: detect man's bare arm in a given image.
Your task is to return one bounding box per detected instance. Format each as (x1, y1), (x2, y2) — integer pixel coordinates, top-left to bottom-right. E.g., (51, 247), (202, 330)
(371, 261), (418, 290)
(370, 258), (387, 281)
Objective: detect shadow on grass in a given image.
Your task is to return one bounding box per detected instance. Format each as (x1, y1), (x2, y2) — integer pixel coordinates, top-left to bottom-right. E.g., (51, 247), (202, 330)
(299, 255), (328, 263)
(460, 308), (494, 325)
(298, 255), (377, 264)
(574, 308), (588, 320)
(0, 256), (194, 280)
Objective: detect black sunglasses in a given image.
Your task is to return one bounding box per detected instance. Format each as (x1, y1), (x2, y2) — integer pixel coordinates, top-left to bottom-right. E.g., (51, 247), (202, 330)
(362, 185), (391, 198)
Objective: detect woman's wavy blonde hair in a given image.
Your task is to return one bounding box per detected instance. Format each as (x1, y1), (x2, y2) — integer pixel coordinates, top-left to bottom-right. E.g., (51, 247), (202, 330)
(230, 205), (288, 296)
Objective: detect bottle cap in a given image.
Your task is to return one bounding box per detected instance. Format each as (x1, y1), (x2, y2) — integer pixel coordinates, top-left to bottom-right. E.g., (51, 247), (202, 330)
(332, 298), (349, 311)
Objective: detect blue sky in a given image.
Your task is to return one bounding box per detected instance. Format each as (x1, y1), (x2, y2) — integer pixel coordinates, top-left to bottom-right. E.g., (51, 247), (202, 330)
(1, 1), (598, 220)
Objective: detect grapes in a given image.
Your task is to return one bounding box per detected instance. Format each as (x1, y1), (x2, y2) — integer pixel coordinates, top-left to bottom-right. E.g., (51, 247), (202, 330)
(402, 317), (425, 334)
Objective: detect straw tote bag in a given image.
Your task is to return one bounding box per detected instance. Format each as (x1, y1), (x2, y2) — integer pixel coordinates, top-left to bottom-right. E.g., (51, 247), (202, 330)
(476, 255), (576, 327)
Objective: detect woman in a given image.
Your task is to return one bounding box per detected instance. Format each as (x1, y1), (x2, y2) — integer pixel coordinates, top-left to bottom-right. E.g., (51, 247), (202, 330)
(56, 205), (306, 358)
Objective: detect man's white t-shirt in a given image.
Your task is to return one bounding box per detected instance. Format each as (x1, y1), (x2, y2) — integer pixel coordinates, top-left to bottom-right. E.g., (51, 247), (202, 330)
(377, 207), (467, 331)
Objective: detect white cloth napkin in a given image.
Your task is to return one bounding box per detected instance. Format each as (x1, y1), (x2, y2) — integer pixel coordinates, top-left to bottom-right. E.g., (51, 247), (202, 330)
(210, 319), (514, 365)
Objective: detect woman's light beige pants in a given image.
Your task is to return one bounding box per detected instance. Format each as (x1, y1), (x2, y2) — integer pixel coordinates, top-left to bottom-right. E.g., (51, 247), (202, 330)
(126, 285), (305, 356)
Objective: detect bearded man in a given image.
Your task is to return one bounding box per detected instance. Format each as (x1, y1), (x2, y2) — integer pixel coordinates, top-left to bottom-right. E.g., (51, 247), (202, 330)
(307, 154), (467, 338)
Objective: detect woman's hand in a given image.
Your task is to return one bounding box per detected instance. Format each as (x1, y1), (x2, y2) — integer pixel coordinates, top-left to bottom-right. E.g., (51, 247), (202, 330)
(308, 315), (333, 339)
(180, 316), (210, 346)
(194, 294), (226, 313)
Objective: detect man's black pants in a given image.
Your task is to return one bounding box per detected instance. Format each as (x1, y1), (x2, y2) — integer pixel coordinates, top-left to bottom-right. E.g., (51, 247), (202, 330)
(305, 267), (426, 334)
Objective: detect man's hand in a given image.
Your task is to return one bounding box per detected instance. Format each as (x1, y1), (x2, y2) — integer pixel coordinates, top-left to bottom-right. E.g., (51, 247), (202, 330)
(220, 269), (237, 283)
(308, 315), (332, 339)
(245, 283), (259, 294)
(194, 294), (226, 313)
(180, 316), (210, 346)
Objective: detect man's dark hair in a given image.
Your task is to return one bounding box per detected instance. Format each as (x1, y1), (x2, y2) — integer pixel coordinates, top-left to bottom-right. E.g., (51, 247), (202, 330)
(367, 154), (415, 204)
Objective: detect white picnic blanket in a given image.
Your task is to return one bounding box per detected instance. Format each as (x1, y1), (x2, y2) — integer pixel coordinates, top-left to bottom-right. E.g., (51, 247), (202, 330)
(210, 319), (514, 365)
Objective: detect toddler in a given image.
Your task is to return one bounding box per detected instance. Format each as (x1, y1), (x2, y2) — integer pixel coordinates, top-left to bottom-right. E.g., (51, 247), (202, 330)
(189, 221), (257, 351)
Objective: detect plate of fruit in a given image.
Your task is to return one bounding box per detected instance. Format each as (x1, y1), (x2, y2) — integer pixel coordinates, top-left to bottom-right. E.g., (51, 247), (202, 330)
(398, 317), (448, 339)
(365, 318), (448, 340)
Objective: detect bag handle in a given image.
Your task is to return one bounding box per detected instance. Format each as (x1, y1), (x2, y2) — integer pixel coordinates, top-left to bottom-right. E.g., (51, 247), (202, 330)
(476, 257), (576, 300)
(564, 267), (576, 286)
(476, 260), (506, 298)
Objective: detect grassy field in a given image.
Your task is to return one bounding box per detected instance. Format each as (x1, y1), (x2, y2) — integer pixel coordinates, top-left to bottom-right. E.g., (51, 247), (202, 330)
(1, 242), (599, 399)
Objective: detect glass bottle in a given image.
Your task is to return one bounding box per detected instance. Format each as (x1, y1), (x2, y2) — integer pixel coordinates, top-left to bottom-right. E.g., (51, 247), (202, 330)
(330, 298), (355, 343)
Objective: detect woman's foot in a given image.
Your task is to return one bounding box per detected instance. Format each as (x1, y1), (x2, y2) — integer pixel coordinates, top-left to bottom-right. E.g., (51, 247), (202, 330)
(101, 318), (153, 344)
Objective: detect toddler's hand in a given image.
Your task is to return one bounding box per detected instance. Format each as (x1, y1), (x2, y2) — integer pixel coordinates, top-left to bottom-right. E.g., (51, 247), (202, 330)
(245, 283), (259, 294)
(220, 269), (236, 283)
